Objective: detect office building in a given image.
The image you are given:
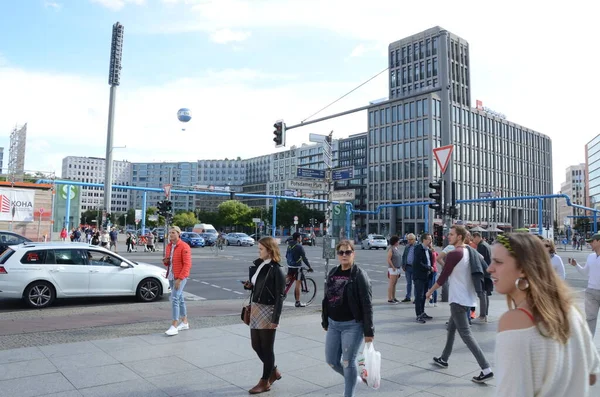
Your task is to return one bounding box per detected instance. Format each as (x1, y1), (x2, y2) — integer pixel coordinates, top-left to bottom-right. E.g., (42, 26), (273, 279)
(0, 147), (3, 174)
(336, 133), (368, 235)
(367, 26), (553, 235)
(557, 164), (586, 232)
(242, 154), (272, 209)
(586, 135), (600, 210)
(61, 156), (131, 213)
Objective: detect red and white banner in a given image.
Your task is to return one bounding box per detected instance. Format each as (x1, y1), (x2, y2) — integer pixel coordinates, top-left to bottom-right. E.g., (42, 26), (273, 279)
(0, 188), (35, 222)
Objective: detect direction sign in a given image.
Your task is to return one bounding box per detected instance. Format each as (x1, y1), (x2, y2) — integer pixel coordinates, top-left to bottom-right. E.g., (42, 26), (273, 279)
(332, 190), (356, 202)
(287, 179), (328, 191)
(39, 208), (44, 214)
(332, 167), (354, 181)
(296, 168), (326, 179)
(433, 145), (454, 174)
(479, 192), (495, 198)
(252, 218), (261, 223)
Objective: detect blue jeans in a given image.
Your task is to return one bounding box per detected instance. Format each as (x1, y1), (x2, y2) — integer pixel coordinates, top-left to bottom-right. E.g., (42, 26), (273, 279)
(325, 318), (364, 397)
(404, 266), (413, 299)
(428, 272), (438, 303)
(169, 278), (187, 322)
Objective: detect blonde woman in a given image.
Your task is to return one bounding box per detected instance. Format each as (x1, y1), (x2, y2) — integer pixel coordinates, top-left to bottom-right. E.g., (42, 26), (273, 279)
(489, 233), (600, 396)
(544, 239), (566, 280)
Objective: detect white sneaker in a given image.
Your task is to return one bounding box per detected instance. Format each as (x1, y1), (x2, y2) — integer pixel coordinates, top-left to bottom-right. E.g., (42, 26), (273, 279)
(165, 325), (178, 336)
(177, 322), (189, 331)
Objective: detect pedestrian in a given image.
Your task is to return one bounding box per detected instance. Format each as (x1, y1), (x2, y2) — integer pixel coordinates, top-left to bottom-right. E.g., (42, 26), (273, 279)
(427, 237), (439, 307)
(146, 232), (155, 252)
(401, 233), (417, 302)
(386, 235), (402, 304)
(472, 232), (493, 323)
(569, 232), (600, 336)
(413, 233), (433, 323)
(426, 225), (494, 383)
(100, 230), (110, 248)
(162, 226), (192, 336)
(60, 227), (67, 241)
(242, 237), (285, 394)
(490, 233), (600, 395)
(126, 233), (135, 253)
(545, 239), (566, 280)
(322, 240), (374, 397)
(109, 227), (118, 253)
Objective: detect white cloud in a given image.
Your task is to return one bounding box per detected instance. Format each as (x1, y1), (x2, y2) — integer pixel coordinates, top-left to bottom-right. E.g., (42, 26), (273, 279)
(0, 52), (7, 67)
(209, 28), (251, 44)
(350, 44), (366, 58)
(44, 1), (62, 9)
(90, 0), (145, 11)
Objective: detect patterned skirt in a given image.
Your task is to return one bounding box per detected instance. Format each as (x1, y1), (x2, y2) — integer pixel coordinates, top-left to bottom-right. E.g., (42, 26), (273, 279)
(250, 302), (278, 329)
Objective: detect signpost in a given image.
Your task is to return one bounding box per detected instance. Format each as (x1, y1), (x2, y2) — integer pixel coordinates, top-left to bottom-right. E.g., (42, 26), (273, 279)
(287, 179), (327, 191)
(37, 208), (44, 242)
(332, 167), (354, 181)
(252, 217), (261, 240)
(163, 184), (172, 199)
(433, 145), (454, 174)
(296, 168), (326, 179)
(332, 190), (356, 202)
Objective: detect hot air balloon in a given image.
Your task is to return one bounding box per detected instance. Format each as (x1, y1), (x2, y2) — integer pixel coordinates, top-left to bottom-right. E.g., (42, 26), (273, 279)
(177, 108), (191, 131)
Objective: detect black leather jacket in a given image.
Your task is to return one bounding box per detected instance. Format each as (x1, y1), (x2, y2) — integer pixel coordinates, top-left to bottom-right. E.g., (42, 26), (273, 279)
(248, 259), (286, 324)
(321, 264), (374, 337)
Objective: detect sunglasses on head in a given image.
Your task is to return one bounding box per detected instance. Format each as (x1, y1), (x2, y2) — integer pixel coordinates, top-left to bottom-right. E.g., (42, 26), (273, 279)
(337, 250), (354, 256)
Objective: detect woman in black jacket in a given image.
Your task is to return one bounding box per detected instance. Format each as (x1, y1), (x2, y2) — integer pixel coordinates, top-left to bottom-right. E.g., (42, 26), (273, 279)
(243, 236), (286, 394)
(322, 240), (374, 397)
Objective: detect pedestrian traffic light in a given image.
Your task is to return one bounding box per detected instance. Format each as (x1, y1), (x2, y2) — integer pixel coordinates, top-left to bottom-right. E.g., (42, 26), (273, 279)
(229, 192), (235, 201)
(273, 120), (286, 148)
(448, 205), (460, 219)
(164, 200), (173, 213)
(429, 180), (444, 213)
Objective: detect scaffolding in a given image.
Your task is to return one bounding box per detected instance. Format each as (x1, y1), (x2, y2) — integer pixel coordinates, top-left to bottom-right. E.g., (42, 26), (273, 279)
(8, 123), (27, 182)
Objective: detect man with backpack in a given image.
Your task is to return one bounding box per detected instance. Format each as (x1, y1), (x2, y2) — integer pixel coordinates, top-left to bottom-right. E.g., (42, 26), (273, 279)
(286, 232), (314, 307)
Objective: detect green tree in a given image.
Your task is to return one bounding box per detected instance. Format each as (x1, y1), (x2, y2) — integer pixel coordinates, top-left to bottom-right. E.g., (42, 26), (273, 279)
(172, 212), (197, 230)
(118, 209), (136, 228)
(194, 210), (220, 227)
(218, 200), (253, 228)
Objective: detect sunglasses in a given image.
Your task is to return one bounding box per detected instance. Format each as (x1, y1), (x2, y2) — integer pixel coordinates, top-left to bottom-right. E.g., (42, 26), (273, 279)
(545, 244), (551, 248)
(337, 250), (354, 256)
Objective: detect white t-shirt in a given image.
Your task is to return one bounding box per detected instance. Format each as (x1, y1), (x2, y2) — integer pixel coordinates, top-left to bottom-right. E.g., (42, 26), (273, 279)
(495, 307), (600, 396)
(439, 246), (477, 307)
(550, 254), (566, 280)
(576, 253), (600, 290)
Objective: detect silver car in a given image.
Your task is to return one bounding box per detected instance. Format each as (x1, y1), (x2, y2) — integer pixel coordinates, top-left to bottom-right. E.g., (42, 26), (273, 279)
(225, 233), (255, 246)
(361, 234), (388, 250)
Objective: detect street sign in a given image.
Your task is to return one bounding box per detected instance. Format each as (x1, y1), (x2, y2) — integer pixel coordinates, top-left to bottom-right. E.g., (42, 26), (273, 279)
(433, 145), (454, 174)
(283, 189), (298, 197)
(332, 190), (356, 202)
(332, 167), (354, 181)
(135, 209), (142, 223)
(39, 208), (44, 214)
(479, 192), (495, 198)
(252, 218), (261, 223)
(296, 168), (326, 179)
(163, 184), (172, 198)
(293, 216), (299, 221)
(322, 237), (339, 259)
(287, 179), (327, 191)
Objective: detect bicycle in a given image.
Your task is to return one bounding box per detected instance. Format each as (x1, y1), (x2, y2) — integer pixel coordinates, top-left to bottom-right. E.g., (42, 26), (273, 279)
(284, 266), (317, 306)
(210, 239), (226, 256)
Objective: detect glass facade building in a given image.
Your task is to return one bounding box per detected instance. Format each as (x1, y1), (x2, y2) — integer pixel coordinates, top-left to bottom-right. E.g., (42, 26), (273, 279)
(586, 135), (600, 210)
(336, 133), (368, 235)
(367, 27), (553, 235)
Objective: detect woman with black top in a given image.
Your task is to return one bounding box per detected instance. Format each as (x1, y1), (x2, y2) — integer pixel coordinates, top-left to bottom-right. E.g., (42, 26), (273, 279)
(242, 237), (286, 394)
(322, 240), (374, 397)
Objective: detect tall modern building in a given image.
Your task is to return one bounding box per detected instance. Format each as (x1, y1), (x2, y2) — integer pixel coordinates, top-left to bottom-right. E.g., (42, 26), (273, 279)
(8, 123), (27, 181)
(242, 154), (272, 209)
(557, 164), (586, 232)
(586, 135), (600, 210)
(336, 133), (368, 235)
(61, 156), (131, 213)
(367, 26), (553, 235)
(0, 147), (4, 175)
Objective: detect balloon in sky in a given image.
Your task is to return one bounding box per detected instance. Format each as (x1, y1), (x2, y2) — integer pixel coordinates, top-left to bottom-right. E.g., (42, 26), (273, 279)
(177, 108), (191, 123)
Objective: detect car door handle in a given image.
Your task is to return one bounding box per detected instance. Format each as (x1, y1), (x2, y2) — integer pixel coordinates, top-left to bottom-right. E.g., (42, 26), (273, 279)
(89, 270), (100, 273)
(49, 269), (60, 273)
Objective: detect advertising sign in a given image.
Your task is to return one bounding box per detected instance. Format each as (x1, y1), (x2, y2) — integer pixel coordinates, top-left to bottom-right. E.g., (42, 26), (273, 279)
(0, 188), (35, 222)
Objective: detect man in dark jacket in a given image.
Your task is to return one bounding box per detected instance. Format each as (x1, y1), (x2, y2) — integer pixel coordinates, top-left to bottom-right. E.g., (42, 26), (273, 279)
(413, 233), (434, 323)
(472, 232), (492, 322)
(286, 232), (314, 307)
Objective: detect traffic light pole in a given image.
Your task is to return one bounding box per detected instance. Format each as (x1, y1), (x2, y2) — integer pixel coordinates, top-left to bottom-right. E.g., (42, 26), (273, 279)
(324, 131), (334, 292)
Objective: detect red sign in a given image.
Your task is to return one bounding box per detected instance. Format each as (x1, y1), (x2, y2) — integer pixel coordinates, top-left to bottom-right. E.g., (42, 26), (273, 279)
(433, 145), (454, 174)
(163, 184), (172, 198)
(39, 208), (44, 214)
(476, 100), (483, 110)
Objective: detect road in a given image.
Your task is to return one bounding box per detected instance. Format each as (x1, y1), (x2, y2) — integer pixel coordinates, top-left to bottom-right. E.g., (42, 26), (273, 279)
(0, 242), (593, 350)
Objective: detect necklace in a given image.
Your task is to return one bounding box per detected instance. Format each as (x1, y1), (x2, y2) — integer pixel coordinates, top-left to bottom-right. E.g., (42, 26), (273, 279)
(514, 297), (527, 308)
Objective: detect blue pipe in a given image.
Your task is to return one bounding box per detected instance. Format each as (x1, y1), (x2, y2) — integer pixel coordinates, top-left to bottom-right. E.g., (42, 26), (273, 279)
(424, 205), (429, 233)
(345, 203), (352, 238)
(65, 185), (71, 231)
(538, 199), (543, 236)
(141, 192), (147, 234)
(272, 198), (277, 237)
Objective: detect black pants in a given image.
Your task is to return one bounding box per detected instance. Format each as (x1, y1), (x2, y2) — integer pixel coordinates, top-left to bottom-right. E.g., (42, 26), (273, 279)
(414, 279), (428, 317)
(251, 329), (277, 379)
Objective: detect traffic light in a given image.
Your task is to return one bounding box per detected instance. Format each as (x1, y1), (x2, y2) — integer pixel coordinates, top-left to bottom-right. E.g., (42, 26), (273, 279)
(273, 120), (286, 148)
(429, 180), (444, 213)
(448, 205), (460, 219)
(164, 200), (172, 213)
(229, 192), (235, 201)
(491, 200), (496, 209)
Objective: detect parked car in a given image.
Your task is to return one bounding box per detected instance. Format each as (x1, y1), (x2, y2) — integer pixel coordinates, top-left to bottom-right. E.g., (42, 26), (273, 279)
(0, 231), (32, 254)
(361, 234), (388, 250)
(180, 232), (205, 248)
(225, 233), (255, 246)
(0, 242), (170, 308)
(285, 233), (315, 246)
(152, 228), (166, 242)
(199, 233), (216, 246)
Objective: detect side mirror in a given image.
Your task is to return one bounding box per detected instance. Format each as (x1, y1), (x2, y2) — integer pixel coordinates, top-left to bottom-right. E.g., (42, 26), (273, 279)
(120, 262), (129, 268)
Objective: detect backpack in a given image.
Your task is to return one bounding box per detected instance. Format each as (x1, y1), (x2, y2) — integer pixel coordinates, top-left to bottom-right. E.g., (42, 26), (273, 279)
(286, 243), (300, 267)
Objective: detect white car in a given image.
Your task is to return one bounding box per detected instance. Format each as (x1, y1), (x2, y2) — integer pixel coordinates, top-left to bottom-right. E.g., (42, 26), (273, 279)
(361, 234), (389, 250)
(0, 242), (170, 308)
(225, 233), (255, 246)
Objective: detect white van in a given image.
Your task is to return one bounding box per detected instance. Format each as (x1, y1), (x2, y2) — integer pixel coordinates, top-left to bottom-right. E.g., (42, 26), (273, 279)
(193, 223), (218, 235)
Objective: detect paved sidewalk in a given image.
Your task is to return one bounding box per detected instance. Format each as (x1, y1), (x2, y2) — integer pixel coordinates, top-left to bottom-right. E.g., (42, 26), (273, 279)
(0, 296), (598, 397)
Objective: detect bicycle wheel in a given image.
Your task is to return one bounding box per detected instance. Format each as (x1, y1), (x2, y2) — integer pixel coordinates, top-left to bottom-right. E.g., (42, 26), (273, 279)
(301, 277), (317, 306)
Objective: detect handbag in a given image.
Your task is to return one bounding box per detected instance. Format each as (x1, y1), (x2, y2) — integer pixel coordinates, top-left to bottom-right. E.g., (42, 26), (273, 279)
(240, 266), (271, 326)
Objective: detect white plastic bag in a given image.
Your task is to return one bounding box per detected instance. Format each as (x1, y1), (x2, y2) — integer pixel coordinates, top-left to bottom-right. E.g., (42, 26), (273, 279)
(359, 342), (381, 389)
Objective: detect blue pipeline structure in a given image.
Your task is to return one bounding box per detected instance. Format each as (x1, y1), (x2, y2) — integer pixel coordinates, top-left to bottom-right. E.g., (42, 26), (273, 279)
(38, 179), (599, 237)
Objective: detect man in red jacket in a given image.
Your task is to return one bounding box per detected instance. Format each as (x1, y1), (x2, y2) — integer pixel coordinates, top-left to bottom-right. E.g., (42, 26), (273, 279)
(163, 226), (192, 336)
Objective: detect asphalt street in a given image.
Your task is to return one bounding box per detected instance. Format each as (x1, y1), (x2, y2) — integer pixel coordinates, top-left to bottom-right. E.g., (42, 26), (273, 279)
(0, 241), (594, 350)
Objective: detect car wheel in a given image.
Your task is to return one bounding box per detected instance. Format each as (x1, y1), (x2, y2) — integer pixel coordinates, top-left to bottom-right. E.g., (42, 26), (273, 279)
(237, 240), (242, 246)
(226, 240), (230, 246)
(361, 244), (365, 250)
(23, 281), (56, 309)
(136, 278), (162, 302)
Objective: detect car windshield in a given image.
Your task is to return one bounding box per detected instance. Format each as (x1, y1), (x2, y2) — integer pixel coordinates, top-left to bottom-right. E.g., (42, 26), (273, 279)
(237, 233), (249, 237)
(372, 235), (385, 240)
(187, 233), (200, 238)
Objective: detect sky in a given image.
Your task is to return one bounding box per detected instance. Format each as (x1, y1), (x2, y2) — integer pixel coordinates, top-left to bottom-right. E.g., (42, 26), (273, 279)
(0, 0), (597, 192)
